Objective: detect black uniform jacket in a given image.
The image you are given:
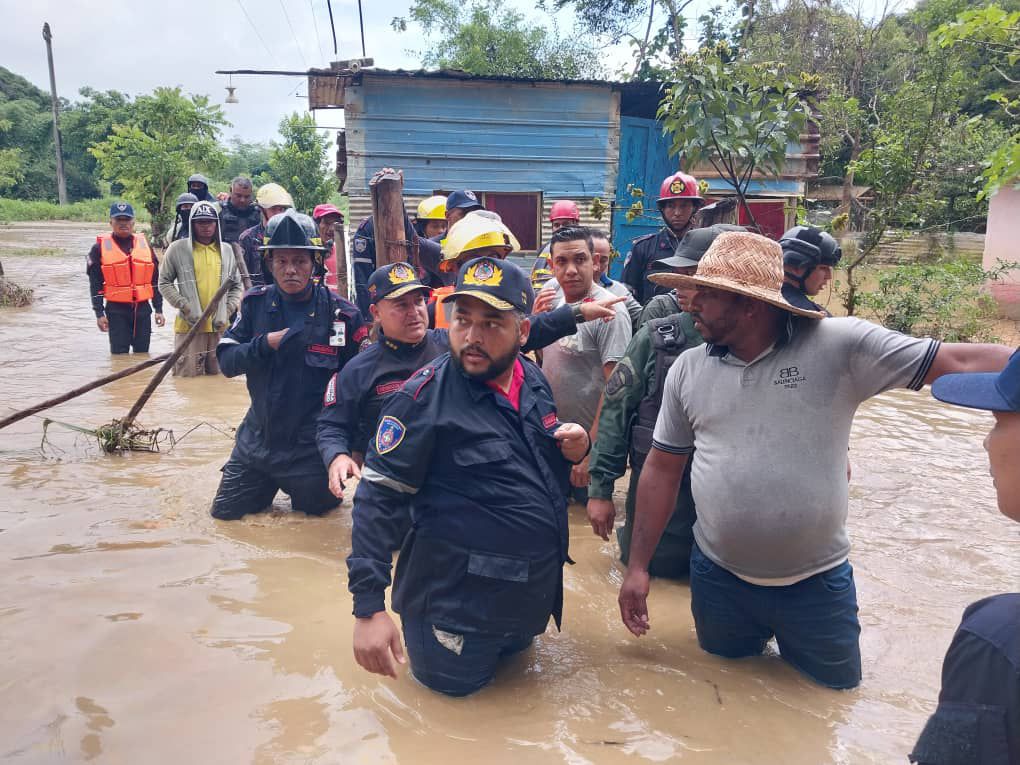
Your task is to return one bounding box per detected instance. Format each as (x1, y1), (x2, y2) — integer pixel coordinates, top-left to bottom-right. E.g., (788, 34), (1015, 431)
(347, 354), (572, 636)
(316, 304), (579, 467)
(217, 283), (366, 473)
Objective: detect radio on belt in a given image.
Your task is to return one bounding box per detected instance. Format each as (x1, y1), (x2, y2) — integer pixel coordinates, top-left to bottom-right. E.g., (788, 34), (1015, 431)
(330, 308), (346, 347)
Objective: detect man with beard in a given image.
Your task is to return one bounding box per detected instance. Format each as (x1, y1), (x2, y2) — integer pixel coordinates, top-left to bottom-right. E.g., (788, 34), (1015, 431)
(317, 259), (626, 500)
(621, 171), (705, 305)
(346, 257), (590, 696)
(617, 230), (1013, 690)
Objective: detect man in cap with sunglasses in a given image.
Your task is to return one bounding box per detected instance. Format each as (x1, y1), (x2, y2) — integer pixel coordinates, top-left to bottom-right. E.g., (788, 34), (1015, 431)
(346, 257), (591, 696)
(618, 230), (1013, 690)
(211, 210), (366, 521)
(910, 350), (1020, 765)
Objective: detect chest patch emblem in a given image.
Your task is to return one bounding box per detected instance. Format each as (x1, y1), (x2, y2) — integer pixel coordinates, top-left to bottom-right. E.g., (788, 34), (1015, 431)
(773, 365), (807, 389)
(376, 415), (406, 454)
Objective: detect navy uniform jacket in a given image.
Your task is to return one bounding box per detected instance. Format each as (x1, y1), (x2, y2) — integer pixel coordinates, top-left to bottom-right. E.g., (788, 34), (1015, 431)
(347, 354), (572, 636)
(621, 227), (680, 305)
(352, 216), (444, 317)
(217, 283), (366, 474)
(317, 304), (579, 467)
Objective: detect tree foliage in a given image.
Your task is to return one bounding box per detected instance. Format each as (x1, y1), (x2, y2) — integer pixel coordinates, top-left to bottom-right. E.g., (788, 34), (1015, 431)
(90, 87), (226, 245)
(393, 0), (605, 79)
(258, 113), (334, 213)
(657, 43), (809, 229)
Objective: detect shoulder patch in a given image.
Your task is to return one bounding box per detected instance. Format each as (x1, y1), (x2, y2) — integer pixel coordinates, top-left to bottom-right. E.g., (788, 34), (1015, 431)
(353, 237), (368, 253)
(375, 415), (406, 454)
(605, 358), (635, 397)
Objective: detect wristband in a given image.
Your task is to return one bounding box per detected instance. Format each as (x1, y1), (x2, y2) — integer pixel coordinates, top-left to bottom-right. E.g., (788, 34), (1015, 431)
(569, 432), (593, 465)
(571, 302), (585, 324)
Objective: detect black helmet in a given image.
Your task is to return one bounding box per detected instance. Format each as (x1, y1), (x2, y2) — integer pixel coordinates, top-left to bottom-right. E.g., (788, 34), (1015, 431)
(259, 210), (327, 252)
(780, 226), (842, 269)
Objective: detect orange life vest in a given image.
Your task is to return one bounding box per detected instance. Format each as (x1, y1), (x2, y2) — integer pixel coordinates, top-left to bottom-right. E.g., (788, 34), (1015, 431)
(99, 234), (155, 303)
(430, 285), (455, 329)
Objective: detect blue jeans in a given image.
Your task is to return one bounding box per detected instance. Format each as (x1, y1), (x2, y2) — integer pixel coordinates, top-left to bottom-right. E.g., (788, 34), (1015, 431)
(402, 616), (533, 697)
(689, 542), (862, 690)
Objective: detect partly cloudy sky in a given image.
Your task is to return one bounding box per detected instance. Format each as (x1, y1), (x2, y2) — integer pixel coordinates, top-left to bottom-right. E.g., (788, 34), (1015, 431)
(2, 0), (911, 145)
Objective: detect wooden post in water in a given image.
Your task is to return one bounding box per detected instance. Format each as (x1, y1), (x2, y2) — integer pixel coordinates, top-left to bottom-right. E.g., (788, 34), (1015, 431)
(332, 223), (349, 300)
(230, 242), (253, 291)
(119, 280), (231, 432)
(370, 169), (408, 267)
(0, 354), (171, 431)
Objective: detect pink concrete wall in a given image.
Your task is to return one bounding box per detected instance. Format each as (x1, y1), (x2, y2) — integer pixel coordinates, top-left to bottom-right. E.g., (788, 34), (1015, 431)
(984, 186), (1020, 319)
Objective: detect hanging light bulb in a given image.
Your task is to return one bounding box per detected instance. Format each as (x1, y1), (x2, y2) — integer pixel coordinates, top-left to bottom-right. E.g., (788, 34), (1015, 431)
(225, 75), (238, 104)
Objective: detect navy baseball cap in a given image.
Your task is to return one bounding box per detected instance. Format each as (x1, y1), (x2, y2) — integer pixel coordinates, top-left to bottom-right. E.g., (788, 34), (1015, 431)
(446, 190), (484, 212)
(659, 224), (745, 268)
(932, 349), (1020, 412)
(367, 262), (430, 304)
(450, 256), (534, 313)
(109, 201), (134, 219)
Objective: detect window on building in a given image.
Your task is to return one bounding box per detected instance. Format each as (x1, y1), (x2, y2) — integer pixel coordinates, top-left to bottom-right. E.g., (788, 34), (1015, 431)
(435, 191), (542, 252)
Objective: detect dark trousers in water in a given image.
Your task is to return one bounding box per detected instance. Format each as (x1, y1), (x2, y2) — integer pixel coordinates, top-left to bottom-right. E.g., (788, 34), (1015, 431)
(401, 615), (533, 697)
(210, 456), (338, 520)
(106, 303), (151, 354)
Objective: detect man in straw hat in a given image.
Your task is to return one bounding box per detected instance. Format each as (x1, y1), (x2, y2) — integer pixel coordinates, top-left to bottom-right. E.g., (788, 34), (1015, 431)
(617, 230), (1013, 689)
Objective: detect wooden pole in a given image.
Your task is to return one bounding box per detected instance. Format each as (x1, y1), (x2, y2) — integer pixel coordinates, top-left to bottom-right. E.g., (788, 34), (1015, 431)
(332, 223), (349, 299)
(120, 280), (231, 431)
(41, 23), (68, 206)
(0, 354), (170, 431)
(370, 169), (408, 267)
(231, 242), (253, 291)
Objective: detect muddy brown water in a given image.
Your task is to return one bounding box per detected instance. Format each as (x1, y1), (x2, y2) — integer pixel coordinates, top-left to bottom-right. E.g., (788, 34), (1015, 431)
(0, 222), (1017, 763)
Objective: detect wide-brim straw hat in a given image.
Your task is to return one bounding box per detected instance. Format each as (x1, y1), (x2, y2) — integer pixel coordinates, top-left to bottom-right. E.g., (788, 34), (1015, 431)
(649, 230), (826, 319)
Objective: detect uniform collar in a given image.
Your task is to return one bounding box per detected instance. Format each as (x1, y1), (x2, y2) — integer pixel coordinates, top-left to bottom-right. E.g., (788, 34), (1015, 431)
(381, 330), (429, 354)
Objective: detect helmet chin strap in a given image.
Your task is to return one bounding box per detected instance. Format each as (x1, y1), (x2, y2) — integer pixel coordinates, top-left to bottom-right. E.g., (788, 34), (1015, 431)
(784, 267), (814, 293)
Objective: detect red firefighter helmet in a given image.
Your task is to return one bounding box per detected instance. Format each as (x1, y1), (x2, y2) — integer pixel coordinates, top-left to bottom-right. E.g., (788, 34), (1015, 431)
(549, 200), (580, 222)
(657, 172), (704, 207)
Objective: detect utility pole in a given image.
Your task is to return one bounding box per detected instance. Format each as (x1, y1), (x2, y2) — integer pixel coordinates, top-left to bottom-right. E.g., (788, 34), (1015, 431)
(41, 23), (68, 206)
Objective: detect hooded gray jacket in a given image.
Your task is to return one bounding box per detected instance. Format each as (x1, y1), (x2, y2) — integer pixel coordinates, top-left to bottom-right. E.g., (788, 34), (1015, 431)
(159, 201), (243, 331)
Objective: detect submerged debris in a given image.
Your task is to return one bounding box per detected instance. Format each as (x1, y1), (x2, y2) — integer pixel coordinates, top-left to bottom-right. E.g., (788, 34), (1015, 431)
(42, 417), (175, 453)
(0, 277), (34, 307)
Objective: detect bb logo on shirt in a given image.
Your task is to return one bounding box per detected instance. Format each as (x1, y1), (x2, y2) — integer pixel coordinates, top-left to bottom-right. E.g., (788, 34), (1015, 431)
(774, 365), (807, 389)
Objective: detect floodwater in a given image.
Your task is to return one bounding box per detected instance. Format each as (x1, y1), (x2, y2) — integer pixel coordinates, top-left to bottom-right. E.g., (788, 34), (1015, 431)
(1, 222), (1017, 764)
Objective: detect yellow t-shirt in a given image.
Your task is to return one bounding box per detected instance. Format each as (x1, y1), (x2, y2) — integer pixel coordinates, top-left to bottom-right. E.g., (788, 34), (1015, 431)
(175, 243), (221, 333)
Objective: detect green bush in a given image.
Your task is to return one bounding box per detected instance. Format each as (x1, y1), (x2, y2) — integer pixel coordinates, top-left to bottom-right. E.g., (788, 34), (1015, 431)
(0, 196), (151, 223)
(857, 257), (1017, 342)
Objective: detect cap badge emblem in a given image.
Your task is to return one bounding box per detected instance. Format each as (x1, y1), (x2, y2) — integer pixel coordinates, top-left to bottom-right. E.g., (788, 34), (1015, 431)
(464, 260), (502, 286)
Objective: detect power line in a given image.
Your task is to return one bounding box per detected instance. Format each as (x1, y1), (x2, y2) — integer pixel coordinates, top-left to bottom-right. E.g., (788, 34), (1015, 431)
(325, 0), (338, 55)
(233, 0), (279, 65)
(309, 0), (327, 62)
(278, 0), (310, 69)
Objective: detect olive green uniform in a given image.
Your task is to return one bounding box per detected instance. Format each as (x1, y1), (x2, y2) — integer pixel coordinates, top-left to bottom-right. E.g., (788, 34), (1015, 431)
(636, 291), (683, 329)
(588, 311), (703, 578)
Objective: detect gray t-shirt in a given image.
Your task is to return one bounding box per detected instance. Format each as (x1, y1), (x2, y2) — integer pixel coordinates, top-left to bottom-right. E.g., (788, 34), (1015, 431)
(652, 316), (939, 583)
(543, 283), (633, 432)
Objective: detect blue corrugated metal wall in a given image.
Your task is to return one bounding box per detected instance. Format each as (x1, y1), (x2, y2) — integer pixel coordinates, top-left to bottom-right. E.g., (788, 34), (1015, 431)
(346, 76), (617, 197)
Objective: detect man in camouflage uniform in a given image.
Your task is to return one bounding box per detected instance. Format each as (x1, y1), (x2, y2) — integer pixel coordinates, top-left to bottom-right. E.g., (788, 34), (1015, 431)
(586, 225), (737, 576)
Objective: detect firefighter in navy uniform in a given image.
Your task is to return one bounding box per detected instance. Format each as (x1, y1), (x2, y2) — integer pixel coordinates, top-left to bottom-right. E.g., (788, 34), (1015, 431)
(317, 260), (627, 497)
(211, 210), (367, 521)
(346, 257), (591, 696)
(86, 202), (165, 354)
(621, 171), (705, 305)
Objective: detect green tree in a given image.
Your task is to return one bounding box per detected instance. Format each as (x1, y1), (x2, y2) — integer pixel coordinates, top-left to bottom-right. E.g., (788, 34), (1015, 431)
(935, 4), (1020, 197)
(223, 137), (272, 182)
(656, 42), (809, 230)
(60, 87), (134, 199)
(259, 113), (334, 213)
(90, 87), (227, 245)
(393, 0), (605, 79)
